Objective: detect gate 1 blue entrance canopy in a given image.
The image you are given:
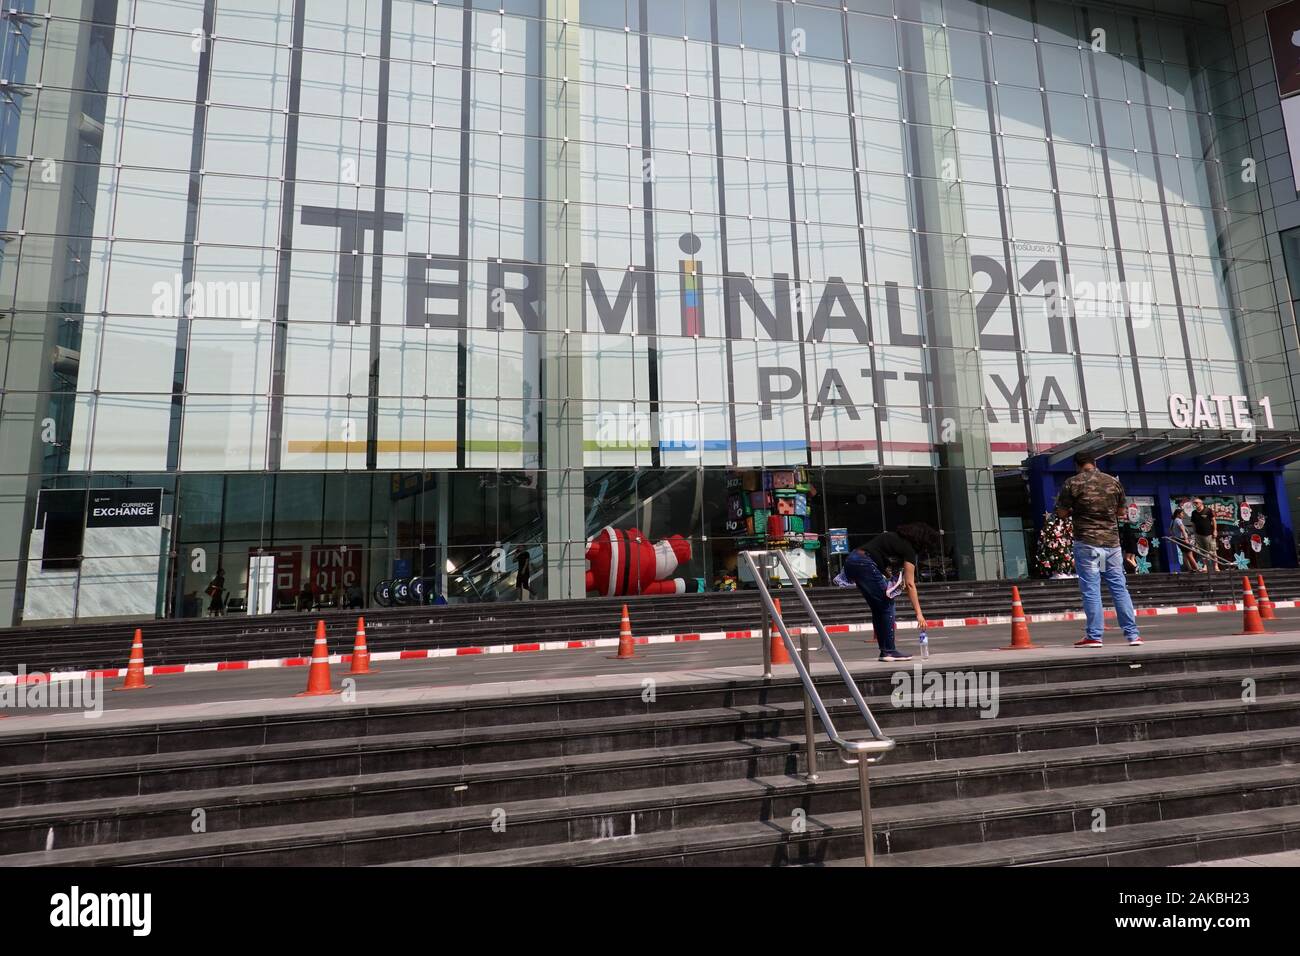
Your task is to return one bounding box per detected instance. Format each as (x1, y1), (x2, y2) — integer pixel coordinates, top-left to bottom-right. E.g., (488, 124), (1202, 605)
(1025, 429), (1300, 572)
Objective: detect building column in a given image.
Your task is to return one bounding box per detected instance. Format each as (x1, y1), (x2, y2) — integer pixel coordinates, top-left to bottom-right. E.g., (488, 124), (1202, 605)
(903, 30), (1003, 580)
(0, 3), (118, 623)
(540, 0), (586, 600)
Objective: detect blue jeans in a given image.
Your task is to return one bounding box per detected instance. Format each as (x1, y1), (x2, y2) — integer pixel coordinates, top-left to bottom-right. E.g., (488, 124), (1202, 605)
(1072, 542), (1139, 641)
(844, 550), (898, 653)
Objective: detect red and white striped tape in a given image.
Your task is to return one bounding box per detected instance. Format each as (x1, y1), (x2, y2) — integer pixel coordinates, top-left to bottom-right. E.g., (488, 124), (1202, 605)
(1, 597), (1294, 687)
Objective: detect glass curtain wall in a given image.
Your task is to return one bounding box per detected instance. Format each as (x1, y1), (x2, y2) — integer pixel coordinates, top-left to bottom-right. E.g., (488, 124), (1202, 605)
(0, 0), (1287, 621)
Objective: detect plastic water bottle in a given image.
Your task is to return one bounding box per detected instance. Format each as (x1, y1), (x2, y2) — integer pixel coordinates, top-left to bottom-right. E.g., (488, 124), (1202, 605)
(918, 629), (929, 659)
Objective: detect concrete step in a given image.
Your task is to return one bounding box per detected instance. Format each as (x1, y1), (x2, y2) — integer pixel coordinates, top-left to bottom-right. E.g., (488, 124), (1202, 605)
(4, 652), (1298, 776)
(7, 639), (1299, 768)
(8, 754), (1300, 867)
(2, 724), (1297, 855)
(5, 638), (1299, 866)
(379, 766), (1300, 867)
(7, 686), (1299, 827)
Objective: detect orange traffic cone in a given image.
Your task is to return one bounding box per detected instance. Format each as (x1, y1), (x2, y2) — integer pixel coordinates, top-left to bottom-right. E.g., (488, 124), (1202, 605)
(1000, 586), (1037, 650)
(769, 597), (791, 665)
(1257, 575), (1276, 620)
(1241, 577), (1266, 635)
(115, 628), (151, 691)
(614, 605), (636, 659)
(297, 620), (340, 696)
(349, 617), (376, 674)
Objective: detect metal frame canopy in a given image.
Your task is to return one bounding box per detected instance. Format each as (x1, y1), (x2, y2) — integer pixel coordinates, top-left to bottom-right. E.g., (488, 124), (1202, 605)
(1041, 428), (1300, 471)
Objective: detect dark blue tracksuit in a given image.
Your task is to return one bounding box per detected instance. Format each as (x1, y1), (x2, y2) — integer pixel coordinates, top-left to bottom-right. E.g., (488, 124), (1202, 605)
(843, 548), (900, 654)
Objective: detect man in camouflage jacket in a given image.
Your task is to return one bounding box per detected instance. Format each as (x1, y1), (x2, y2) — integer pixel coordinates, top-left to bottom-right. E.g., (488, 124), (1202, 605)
(1054, 451), (1142, 648)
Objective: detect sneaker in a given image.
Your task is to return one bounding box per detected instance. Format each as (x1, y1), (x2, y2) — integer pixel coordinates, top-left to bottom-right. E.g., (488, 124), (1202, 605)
(885, 572), (905, 600)
(1127, 636), (1144, 646)
(832, 571), (853, 589)
(879, 650), (913, 662)
(1074, 637), (1104, 648)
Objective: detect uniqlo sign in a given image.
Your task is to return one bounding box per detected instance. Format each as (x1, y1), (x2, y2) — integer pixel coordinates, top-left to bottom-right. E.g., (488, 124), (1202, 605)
(309, 545), (362, 592)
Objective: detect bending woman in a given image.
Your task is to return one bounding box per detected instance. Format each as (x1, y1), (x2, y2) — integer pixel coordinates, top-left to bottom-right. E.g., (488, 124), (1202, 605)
(842, 522), (941, 662)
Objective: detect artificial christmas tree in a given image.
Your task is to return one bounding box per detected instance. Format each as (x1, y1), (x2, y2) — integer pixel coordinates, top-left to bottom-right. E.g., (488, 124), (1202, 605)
(1035, 512), (1075, 578)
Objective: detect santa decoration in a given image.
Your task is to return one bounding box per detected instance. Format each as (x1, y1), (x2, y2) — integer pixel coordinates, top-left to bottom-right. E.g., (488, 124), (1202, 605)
(585, 526), (702, 596)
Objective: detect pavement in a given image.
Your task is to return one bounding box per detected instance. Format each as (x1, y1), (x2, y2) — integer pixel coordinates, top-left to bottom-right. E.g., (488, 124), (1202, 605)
(2, 605), (1298, 731)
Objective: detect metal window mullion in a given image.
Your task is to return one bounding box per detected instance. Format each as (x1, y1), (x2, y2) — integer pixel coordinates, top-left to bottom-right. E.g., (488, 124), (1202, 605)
(266, 0), (309, 472)
(707, 0), (737, 466)
(1079, 9), (1148, 427)
(638, 0), (660, 468)
(774, 2), (812, 467)
(1183, 30), (1257, 411)
(455, 0), (473, 470)
(1029, 0), (1091, 431)
(840, 21), (887, 467)
(1132, 15), (1196, 395)
(365, 0), (394, 471)
(166, 0), (219, 474)
(974, 31), (1033, 450)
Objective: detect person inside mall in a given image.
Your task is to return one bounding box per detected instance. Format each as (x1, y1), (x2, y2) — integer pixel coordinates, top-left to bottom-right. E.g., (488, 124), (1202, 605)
(205, 568), (226, 618)
(1170, 505), (1202, 573)
(1054, 453), (1141, 648)
(841, 523), (940, 663)
(1190, 499), (1220, 572)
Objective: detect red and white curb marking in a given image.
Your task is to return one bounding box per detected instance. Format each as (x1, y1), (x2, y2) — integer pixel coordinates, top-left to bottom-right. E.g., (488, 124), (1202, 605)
(2, 598), (1295, 687)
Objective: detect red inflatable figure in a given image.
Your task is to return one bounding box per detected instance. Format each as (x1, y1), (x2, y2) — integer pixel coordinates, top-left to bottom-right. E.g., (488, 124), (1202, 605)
(585, 526), (701, 596)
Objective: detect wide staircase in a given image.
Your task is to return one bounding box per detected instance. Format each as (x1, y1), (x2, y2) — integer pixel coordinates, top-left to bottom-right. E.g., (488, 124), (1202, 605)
(3, 569), (1295, 675)
(2, 637), (1299, 866)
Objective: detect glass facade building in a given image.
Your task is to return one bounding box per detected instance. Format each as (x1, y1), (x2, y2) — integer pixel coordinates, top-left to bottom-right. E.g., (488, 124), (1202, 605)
(2, 0), (1298, 623)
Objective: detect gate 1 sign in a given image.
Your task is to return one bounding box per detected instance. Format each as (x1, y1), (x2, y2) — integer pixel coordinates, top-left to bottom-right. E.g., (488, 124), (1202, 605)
(310, 545), (362, 593)
(1167, 394), (1273, 430)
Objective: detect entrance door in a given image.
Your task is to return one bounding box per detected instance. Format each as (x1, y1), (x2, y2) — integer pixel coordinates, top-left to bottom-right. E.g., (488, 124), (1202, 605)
(247, 554), (277, 615)
(1169, 495), (1271, 571)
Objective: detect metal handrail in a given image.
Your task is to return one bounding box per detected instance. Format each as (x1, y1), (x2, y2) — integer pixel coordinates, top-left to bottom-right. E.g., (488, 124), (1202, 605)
(740, 549), (895, 867)
(1160, 535), (1222, 567)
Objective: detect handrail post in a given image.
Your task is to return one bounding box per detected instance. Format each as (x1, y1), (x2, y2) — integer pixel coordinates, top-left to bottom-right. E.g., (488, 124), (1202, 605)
(761, 596), (772, 679)
(741, 549), (895, 863)
(801, 626), (817, 781)
(857, 756), (874, 867)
